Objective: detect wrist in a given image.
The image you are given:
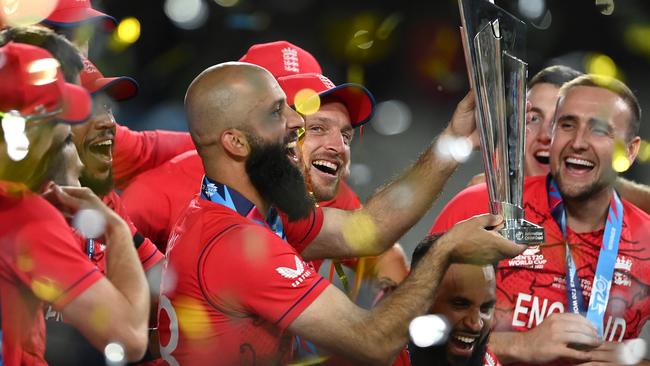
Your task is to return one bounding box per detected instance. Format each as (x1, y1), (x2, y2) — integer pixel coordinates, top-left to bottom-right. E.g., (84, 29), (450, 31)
(490, 332), (528, 364)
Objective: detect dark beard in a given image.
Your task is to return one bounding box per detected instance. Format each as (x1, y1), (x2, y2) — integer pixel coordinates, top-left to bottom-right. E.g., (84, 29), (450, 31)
(79, 169), (114, 197)
(245, 136), (314, 221)
(554, 172), (610, 202)
(408, 335), (489, 366)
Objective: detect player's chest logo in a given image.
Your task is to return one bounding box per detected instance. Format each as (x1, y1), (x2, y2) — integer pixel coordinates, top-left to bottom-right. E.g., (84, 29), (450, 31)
(506, 246), (547, 269)
(613, 255), (632, 287)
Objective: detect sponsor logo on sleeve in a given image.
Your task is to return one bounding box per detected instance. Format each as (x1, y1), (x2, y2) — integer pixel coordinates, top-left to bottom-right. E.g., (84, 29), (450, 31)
(276, 255), (313, 287)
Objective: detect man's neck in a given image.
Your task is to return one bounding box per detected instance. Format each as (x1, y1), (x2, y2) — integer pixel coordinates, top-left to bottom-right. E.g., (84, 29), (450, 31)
(564, 187), (613, 233)
(204, 162), (270, 215)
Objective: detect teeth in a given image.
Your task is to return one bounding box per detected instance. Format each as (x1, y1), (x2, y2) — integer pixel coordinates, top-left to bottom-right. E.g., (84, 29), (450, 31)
(535, 151), (549, 158)
(454, 335), (476, 344)
(565, 157), (594, 167)
(312, 160), (338, 171)
(287, 141), (296, 149)
(94, 140), (112, 147)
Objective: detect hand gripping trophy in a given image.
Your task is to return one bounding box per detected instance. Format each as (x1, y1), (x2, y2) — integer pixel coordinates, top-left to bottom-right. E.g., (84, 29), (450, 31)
(459, 0), (544, 244)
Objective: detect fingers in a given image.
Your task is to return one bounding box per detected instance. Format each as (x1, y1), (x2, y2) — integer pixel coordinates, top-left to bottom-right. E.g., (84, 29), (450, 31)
(51, 184), (83, 212)
(463, 213), (504, 229)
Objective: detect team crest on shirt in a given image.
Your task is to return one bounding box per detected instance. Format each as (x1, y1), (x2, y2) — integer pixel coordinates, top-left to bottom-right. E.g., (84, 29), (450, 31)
(276, 256), (312, 287)
(506, 246), (546, 269)
(613, 255), (633, 287)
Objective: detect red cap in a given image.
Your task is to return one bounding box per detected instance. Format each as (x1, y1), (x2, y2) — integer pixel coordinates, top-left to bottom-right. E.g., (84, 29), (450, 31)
(0, 42), (91, 124)
(80, 58), (138, 101)
(278, 73), (375, 128)
(42, 0), (117, 31)
(239, 41), (322, 79)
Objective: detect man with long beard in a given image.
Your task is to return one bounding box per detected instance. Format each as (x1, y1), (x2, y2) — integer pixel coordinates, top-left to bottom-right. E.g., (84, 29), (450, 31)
(156, 62), (526, 365)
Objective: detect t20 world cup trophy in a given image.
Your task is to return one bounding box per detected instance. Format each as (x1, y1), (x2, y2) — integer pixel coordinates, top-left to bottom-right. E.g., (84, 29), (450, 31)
(458, 0), (544, 244)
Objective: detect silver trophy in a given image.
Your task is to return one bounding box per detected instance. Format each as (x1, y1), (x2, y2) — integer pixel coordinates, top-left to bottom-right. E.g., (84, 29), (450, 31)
(459, 0), (544, 244)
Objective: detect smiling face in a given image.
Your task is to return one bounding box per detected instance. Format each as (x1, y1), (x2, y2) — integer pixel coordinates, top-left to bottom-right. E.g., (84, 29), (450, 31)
(525, 82), (560, 176)
(430, 264), (496, 366)
(550, 85), (639, 200)
(300, 101), (353, 202)
(71, 98), (116, 195)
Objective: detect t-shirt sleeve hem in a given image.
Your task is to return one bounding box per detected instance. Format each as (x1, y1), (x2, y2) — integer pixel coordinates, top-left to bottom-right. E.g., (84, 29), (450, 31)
(274, 277), (329, 331)
(52, 268), (104, 310)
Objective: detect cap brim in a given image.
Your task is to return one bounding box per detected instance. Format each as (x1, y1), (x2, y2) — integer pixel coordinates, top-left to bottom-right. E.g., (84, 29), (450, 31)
(43, 8), (117, 31)
(89, 76), (139, 101)
(59, 83), (91, 124)
(319, 83), (376, 128)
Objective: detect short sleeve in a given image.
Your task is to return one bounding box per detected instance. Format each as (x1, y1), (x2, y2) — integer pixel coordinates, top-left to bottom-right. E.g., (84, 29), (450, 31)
(121, 177), (172, 250)
(112, 124), (195, 189)
(13, 205), (103, 310)
(430, 183), (490, 235)
(199, 225), (328, 330)
(136, 237), (165, 271)
(282, 206), (325, 253)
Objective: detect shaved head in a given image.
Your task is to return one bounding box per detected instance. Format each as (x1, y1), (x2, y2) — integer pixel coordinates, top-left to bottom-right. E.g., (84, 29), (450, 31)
(184, 61), (281, 152)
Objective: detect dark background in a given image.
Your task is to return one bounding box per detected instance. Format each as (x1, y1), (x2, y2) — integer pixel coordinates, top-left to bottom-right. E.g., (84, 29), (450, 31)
(92, 0), (650, 256)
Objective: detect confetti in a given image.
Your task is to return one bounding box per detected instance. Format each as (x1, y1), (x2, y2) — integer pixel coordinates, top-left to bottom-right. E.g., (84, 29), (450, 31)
(72, 208), (107, 239)
(409, 314), (449, 348)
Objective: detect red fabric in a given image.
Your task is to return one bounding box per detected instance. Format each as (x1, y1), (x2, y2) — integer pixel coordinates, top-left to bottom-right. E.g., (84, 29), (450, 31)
(112, 125), (195, 189)
(121, 150), (203, 251)
(431, 176), (650, 361)
(157, 197), (328, 365)
(121, 150), (357, 256)
(79, 191), (164, 273)
(390, 349), (412, 366)
(0, 184), (103, 366)
(483, 347), (503, 366)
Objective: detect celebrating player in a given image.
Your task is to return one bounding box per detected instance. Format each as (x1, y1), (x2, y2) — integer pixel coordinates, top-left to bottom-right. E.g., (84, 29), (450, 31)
(408, 234), (501, 366)
(0, 42), (149, 365)
(156, 61), (525, 365)
(431, 74), (649, 365)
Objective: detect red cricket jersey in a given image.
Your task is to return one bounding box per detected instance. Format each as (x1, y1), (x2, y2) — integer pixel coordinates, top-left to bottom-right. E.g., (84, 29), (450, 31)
(112, 124), (194, 189)
(157, 193), (328, 365)
(0, 183), (103, 366)
(431, 176), (650, 361)
(121, 150), (363, 254)
(81, 191), (164, 273)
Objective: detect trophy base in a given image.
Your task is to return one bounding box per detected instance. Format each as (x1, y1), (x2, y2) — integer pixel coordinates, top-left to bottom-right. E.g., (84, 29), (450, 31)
(499, 219), (545, 244)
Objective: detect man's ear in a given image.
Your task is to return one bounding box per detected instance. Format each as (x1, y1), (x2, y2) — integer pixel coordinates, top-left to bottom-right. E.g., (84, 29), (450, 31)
(221, 129), (250, 158)
(627, 135), (641, 164)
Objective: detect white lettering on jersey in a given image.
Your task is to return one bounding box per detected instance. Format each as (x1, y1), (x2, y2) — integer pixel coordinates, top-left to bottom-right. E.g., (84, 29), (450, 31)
(511, 293), (626, 341)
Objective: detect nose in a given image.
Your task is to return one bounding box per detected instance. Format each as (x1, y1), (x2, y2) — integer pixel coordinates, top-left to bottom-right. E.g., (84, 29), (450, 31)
(462, 309), (484, 334)
(570, 126), (589, 152)
(537, 117), (552, 145)
(286, 107), (305, 134)
(95, 110), (117, 130)
(324, 131), (346, 154)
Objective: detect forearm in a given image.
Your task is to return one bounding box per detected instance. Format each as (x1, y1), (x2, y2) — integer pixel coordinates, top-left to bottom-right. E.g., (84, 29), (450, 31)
(489, 331), (526, 364)
(348, 239), (452, 362)
(363, 133), (459, 254)
(616, 177), (650, 214)
(104, 218), (150, 332)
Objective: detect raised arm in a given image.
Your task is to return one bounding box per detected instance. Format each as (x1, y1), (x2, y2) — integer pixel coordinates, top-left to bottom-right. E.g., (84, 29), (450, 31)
(301, 91), (478, 260)
(112, 124), (195, 189)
